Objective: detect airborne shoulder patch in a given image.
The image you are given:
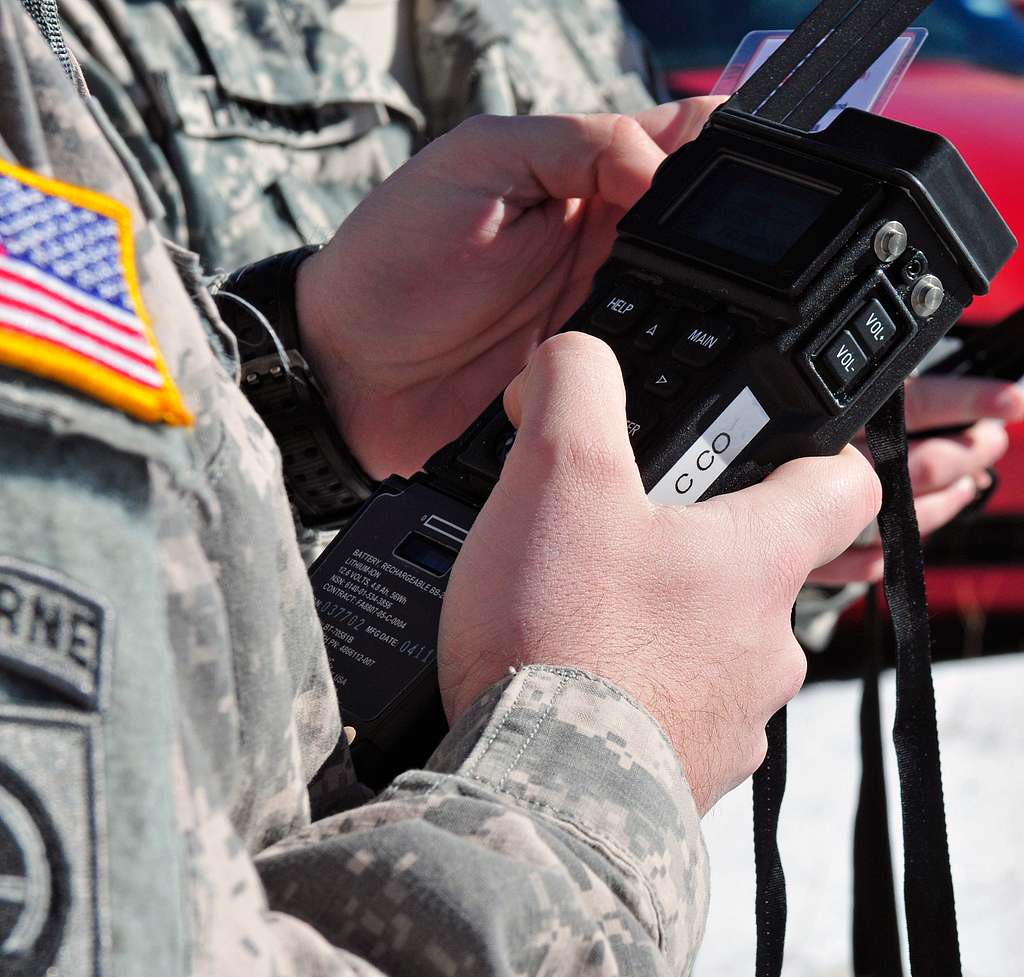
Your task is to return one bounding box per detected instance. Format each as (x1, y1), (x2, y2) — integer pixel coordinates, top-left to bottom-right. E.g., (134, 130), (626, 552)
(0, 559), (110, 711)
(0, 559), (111, 974)
(0, 157), (191, 426)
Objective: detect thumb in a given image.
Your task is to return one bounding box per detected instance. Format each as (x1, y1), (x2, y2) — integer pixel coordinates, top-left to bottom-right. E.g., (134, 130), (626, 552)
(720, 447), (883, 582)
(503, 332), (644, 496)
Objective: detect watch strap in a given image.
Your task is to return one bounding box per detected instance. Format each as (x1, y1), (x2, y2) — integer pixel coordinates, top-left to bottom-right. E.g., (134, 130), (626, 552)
(214, 247), (377, 528)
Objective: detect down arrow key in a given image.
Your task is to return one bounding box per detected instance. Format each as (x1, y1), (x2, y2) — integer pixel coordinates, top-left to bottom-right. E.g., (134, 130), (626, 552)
(644, 370), (686, 399)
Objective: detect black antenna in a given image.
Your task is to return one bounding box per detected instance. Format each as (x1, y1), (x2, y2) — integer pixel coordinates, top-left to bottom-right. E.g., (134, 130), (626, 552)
(728, 0), (933, 130)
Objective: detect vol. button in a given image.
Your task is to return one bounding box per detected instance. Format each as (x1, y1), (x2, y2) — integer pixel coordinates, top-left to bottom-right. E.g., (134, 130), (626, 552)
(850, 300), (897, 356)
(820, 330), (868, 391)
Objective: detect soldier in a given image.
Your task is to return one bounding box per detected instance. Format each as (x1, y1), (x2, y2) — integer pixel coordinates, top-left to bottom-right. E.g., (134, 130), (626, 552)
(0, 2), (889, 974)
(54, 0), (1021, 614)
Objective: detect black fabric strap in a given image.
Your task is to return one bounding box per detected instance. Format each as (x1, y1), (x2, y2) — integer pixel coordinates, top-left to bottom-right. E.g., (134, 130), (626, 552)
(852, 585), (904, 977)
(753, 706), (788, 977)
(865, 388), (962, 977)
(740, 8), (946, 975)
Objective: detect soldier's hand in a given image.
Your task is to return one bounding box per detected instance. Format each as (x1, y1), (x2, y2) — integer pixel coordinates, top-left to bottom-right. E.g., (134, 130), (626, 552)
(808, 373), (1024, 584)
(438, 333), (881, 815)
(295, 98), (721, 479)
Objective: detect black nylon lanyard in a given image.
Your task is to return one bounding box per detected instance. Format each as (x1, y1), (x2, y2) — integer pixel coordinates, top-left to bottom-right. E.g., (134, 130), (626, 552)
(753, 707), (788, 977)
(864, 389), (962, 976)
(736, 0), (963, 970)
(852, 585), (904, 977)
(751, 388), (962, 977)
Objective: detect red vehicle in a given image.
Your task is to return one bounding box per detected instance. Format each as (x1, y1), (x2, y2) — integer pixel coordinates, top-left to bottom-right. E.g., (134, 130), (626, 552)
(624, 0), (1024, 655)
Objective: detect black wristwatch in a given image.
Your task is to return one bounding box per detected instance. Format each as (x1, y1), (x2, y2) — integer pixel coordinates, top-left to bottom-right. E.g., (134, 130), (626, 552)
(213, 245), (377, 529)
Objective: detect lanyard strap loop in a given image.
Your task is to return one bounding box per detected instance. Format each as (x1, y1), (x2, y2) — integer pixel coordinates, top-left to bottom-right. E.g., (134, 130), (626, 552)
(865, 387), (962, 977)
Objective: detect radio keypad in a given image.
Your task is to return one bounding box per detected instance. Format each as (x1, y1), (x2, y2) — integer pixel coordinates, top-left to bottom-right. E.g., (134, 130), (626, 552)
(586, 282), (748, 450)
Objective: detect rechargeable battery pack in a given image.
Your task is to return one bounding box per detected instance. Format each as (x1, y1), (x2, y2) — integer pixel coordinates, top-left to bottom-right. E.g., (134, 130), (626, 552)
(310, 480), (474, 781)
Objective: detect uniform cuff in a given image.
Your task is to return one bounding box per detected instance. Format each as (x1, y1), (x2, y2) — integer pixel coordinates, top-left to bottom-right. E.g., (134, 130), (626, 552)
(427, 665), (709, 970)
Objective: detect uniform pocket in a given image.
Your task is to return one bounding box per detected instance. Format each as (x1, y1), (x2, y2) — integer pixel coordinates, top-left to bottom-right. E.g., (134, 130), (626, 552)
(157, 0), (422, 267)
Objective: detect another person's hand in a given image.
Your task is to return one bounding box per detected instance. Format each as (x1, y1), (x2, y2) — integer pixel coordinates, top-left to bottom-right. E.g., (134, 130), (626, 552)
(439, 333), (881, 815)
(296, 99), (719, 478)
(809, 374), (1024, 585)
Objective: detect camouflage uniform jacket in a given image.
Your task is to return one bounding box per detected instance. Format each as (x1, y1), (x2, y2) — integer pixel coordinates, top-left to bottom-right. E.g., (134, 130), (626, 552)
(0, 2), (708, 975)
(55, 0), (658, 272)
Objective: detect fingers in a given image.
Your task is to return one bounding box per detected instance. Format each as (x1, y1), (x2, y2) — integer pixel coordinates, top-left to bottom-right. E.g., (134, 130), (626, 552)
(903, 419), (1009, 494)
(709, 447), (883, 587)
(503, 332), (644, 495)
(903, 375), (1024, 433)
(441, 112), (666, 211)
(815, 414), (1012, 585)
(913, 475), (983, 535)
(634, 96), (726, 153)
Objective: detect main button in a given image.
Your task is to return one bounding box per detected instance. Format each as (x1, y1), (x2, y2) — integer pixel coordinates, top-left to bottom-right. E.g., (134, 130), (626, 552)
(820, 330), (869, 391)
(592, 285), (651, 335)
(850, 300), (897, 357)
(673, 315), (735, 367)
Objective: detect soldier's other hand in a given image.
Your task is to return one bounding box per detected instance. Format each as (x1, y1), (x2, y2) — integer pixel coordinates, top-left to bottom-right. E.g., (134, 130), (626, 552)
(438, 333), (881, 816)
(294, 98), (720, 479)
(809, 374), (1024, 584)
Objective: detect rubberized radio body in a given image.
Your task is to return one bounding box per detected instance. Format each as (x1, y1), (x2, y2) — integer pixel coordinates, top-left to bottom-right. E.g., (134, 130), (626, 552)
(310, 104), (1016, 786)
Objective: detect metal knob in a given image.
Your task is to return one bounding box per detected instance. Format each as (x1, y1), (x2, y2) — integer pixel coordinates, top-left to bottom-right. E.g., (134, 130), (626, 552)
(911, 275), (945, 318)
(874, 220), (909, 263)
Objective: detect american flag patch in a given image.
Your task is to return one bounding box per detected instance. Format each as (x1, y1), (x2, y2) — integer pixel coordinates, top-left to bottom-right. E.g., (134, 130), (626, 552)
(0, 158), (191, 425)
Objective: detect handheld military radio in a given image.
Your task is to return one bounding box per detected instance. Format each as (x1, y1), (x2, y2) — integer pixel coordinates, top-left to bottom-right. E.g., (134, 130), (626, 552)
(311, 13), (1014, 786)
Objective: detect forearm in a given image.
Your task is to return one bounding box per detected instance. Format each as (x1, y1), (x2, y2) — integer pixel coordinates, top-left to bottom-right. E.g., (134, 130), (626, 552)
(257, 666), (710, 976)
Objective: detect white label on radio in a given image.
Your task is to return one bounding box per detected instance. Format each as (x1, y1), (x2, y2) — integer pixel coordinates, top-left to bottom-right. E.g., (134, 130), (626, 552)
(648, 387), (770, 507)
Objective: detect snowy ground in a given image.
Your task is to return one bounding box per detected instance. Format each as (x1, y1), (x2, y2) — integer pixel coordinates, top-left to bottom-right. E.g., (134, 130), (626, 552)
(694, 653), (1024, 977)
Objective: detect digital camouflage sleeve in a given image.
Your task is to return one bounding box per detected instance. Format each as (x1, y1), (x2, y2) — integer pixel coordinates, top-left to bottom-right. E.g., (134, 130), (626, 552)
(0, 2), (709, 974)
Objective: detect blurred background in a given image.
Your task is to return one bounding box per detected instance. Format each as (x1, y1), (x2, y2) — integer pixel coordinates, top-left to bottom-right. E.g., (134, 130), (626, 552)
(618, 2), (1024, 973)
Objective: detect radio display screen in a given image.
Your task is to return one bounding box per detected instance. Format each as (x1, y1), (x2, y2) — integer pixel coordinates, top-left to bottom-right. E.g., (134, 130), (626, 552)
(663, 158), (838, 267)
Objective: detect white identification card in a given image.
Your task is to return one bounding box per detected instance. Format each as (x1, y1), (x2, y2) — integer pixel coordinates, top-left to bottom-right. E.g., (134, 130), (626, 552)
(711, 28), (928, 131)
(648, 388), (770, 507)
